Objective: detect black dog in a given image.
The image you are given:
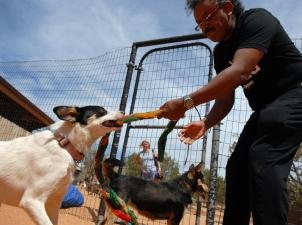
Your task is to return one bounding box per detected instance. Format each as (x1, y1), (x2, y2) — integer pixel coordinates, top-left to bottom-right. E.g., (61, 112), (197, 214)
(102, 158), (208, 225)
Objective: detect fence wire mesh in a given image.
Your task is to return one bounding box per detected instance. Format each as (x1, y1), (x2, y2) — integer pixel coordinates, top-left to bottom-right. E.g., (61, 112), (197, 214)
(0, 37), (301, 225)
(0, 47), (131, 118)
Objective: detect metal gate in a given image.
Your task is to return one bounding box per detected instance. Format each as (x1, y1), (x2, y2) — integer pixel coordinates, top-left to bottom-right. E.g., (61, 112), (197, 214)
(113, 40), (218, 225)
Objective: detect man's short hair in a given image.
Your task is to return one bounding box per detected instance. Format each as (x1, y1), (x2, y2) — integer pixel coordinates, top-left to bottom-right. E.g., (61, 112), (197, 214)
(185, 0), (244, 19)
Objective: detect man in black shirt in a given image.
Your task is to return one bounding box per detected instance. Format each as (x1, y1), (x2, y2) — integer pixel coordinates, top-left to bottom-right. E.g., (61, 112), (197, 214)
(157, 0), (302, 224)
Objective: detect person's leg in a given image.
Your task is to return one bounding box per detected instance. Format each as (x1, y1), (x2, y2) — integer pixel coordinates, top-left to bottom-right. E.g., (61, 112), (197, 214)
(223, 112), (258, 225)
(249, 87), (302, 225)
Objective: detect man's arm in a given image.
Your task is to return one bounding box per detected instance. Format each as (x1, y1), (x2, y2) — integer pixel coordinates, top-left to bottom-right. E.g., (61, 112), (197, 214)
(178, 92), (234, 145)
(158, 48), (264, 121)
(203, 91), (235, 130)
(190, 48), (264, 106)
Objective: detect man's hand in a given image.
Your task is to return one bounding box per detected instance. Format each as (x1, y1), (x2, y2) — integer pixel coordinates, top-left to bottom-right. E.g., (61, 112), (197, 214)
(157, 98), (186, 121)
(178, 120), (208, 145)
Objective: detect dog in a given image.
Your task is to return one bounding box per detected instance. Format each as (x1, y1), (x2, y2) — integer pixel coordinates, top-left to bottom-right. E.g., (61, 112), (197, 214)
(101, 158), (208, 225)
(0, 105), (123, 225)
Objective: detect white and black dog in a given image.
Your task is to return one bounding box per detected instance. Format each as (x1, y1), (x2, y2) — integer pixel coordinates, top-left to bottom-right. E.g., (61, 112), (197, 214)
(0, 105), (123, 225)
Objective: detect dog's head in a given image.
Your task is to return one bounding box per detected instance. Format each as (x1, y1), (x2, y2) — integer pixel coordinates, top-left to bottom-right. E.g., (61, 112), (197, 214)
(53, 105), (124, 136)
(180, 162), (209, 199)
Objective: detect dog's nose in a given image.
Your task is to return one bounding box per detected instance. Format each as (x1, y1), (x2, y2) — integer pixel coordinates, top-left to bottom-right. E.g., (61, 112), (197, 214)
(117, 113), (125, 120)
(119, 111), (125, 118)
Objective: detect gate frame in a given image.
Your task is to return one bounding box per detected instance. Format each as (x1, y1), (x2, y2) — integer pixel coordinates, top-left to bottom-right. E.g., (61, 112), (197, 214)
(102, 33), (221, 225)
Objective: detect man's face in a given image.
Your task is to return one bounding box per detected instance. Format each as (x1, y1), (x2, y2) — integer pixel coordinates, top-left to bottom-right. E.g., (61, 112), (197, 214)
(194, 0), (234, 42)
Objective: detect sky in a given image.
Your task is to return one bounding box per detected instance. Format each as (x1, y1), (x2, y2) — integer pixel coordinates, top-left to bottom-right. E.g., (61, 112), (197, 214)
(0, 0), (301, 62)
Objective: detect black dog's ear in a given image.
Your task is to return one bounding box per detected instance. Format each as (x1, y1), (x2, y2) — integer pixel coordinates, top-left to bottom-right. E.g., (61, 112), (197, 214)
(53, 106), (79, 122)
(189, 164), (195, 170)
(196, 161), (205, 171)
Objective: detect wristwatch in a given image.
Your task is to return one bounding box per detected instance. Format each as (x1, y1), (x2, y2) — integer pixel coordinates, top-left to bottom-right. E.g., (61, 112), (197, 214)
(183, 95), (194, 110)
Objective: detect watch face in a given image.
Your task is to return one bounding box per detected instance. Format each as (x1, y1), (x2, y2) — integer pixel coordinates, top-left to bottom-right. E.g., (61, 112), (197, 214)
(184, 96), (194, 109)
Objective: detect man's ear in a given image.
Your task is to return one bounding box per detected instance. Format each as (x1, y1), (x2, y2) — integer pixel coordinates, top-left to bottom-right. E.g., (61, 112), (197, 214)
(223, 1), (233, 16)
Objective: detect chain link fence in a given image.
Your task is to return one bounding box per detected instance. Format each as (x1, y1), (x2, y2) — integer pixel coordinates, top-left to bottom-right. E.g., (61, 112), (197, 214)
(0, 35), (301, 225)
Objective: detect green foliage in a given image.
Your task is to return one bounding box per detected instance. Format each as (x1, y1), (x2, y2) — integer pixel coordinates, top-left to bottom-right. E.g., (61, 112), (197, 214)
(123, 153), (141, 177)
(160, 153), (180, 180)
(77, 148), (98, 184)
(288, 145), (302, 207)
(202, 169), (226, 204)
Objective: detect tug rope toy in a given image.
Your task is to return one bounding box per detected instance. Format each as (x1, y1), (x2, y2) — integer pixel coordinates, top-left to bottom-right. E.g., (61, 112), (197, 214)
(157, 120), (177, 161)
(95, 134), (138, 225)
(117, 109), (178, 161)
(94, 109), (178, 224)
(101, 189), (138, 224)
(116, 109), (162, 124)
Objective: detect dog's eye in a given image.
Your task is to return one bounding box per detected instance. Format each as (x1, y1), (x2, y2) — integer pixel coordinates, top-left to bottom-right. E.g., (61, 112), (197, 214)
(102, 120), (122, 128)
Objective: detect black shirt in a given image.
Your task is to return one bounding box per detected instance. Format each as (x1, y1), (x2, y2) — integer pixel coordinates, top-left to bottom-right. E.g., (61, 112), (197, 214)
(214, 8), (302, 110)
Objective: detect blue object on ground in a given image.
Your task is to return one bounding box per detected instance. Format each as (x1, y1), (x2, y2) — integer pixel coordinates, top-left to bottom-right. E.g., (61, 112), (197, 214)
(61, 184), (84, 209)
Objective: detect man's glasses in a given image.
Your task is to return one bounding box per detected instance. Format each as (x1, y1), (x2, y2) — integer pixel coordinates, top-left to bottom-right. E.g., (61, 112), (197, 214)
(194, 5), (220, 31)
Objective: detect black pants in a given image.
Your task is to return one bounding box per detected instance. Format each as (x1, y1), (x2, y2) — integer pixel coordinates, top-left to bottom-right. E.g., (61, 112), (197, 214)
(223, 85), (302, 225)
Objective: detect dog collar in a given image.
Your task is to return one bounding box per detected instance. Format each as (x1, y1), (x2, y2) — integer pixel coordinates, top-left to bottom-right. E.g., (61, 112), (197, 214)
(54, 132), (84, 162)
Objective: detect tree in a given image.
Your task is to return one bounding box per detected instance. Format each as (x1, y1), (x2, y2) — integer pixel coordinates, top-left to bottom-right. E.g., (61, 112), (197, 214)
(123, 153), (141, 177)
(288, 144), (302, 207)
(77, 147), (99, 184)
(202, 169), (226, 204)
(160, 153), (180, 180)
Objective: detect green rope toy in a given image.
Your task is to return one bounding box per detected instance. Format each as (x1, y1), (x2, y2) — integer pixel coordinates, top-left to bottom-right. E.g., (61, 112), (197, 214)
(95, 134), (138, 225)
(94, 109), (177, 224)
(117, 109), (178, 161)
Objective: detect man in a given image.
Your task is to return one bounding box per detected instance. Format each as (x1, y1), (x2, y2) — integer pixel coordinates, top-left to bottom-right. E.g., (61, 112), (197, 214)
(136, 140), (162, 181)
(157, 0), (302, 224)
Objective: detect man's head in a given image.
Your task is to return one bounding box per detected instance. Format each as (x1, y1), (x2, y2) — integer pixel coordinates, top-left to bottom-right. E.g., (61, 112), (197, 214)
(185, 0), (244, 42)
(140, 140), (151, 151)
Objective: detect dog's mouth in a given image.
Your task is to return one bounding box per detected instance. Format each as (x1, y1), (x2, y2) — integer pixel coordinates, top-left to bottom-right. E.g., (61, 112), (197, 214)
(102, 120), (123, 128)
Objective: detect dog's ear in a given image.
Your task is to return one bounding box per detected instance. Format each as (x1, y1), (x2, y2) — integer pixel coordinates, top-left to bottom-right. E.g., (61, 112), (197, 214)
(189, 164), (195, 170)
(53, 106), (79, 122)
(196, 161), (205, 172)
(53, 105), (108, 124)
(76, 106), (108, 125)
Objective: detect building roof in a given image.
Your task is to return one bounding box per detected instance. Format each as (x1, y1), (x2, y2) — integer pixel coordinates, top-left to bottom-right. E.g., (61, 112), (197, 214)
(0, 76), (53, 131)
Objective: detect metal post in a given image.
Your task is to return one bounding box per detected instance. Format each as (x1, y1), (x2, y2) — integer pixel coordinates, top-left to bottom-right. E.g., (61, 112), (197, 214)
(206, 123), (221, 225)
(96, 44), (138, 225)
(109, 44), (138, 159)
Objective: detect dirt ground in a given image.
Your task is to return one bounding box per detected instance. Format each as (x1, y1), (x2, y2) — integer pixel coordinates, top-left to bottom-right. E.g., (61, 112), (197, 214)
(0, 204), (95, 225)
(0, 203), (210, 225)
(0, 187), (217, 225)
